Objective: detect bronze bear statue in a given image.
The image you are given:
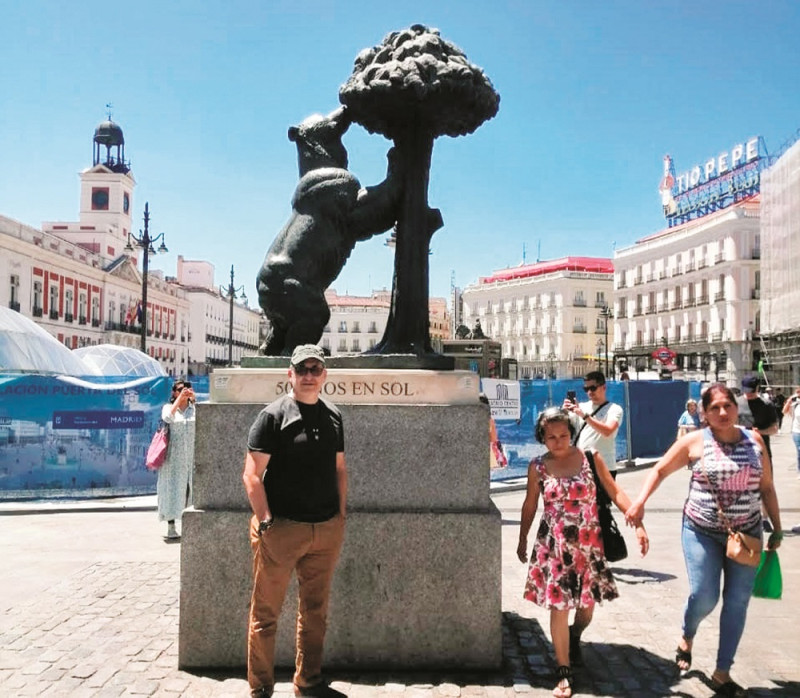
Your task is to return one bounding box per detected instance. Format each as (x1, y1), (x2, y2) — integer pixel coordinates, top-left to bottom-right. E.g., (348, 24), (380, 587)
(257, 106), (402, 355)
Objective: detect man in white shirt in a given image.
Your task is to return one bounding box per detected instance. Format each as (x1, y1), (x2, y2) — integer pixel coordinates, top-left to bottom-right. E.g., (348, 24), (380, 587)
(565, 370), (624, 477)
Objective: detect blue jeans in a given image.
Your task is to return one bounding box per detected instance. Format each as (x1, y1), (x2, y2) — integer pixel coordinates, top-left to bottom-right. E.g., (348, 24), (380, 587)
(681, 518), (759, 672)
(792, 432), (800, 471)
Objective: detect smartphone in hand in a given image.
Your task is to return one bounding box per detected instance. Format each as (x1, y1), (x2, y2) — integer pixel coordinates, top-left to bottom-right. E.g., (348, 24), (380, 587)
(566, 390), (577, 404)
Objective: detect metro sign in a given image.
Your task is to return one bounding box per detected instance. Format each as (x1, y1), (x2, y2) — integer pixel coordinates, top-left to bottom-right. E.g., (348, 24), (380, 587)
(652, 346), (677, 365)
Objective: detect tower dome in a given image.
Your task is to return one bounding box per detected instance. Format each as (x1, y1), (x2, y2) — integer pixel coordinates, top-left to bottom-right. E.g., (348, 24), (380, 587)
(94, 119), (125, 147)
(93, 118), (129, 173)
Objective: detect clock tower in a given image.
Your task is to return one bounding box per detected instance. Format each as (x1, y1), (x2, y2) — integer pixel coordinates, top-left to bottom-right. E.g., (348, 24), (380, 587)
(44, 116), (136, 263)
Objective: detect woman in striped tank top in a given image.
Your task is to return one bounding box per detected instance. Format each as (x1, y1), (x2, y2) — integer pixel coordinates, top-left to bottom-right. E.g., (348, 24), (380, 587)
(625, 384), (783, 698)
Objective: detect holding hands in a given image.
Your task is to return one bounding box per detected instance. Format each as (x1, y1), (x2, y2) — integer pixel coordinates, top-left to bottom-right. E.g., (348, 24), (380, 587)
(625, 498), (646, 528)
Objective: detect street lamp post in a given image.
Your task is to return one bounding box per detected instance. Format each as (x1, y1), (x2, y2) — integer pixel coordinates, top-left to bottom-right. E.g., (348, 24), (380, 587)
(596, 339), (604, 372)
(600, 304), (613, 378)
(125, 202), (167, 353)
(220, 265), (247, 367)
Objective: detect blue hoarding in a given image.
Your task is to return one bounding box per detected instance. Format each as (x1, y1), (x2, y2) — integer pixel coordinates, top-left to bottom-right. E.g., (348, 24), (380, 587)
(0, 373), (170, 498)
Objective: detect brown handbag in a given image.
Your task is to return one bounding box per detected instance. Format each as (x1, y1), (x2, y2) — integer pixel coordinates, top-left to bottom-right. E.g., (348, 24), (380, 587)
(726, 530), (762, 567)
(699, 440), (762, 567)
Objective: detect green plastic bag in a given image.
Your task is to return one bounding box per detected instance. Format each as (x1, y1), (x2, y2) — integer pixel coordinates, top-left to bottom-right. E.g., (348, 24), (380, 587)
(752, 550), (782, 599)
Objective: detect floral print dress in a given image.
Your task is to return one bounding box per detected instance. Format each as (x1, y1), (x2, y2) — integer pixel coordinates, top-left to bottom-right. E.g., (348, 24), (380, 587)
(523, 452), (619, 609)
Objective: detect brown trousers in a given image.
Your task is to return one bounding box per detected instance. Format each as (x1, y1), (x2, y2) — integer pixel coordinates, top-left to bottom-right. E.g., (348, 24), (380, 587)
(247, 514), (345, 695)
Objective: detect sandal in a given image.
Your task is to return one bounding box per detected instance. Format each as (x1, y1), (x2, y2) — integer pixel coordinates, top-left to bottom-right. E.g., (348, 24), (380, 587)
(675, 645), (692, 674)
(713, 678), (748, 697)
(553, 665), (572, 698)
(568, 627), (583, 666)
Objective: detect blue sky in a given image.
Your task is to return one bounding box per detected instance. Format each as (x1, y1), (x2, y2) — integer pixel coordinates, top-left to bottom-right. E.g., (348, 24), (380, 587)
(2, 1), (800, 303)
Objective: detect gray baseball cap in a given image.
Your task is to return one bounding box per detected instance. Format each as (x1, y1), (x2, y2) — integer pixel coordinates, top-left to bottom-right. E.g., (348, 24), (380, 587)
(290, 344), (326, 366)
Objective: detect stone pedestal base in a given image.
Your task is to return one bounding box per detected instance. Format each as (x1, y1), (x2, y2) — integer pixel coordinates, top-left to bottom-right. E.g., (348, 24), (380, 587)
(179, 507), (501, 669)
(178, 369), (501, 671)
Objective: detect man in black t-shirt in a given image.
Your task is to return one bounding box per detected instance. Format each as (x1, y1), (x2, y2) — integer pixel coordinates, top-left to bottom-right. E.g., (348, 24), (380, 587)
(736, 375), (778, 458)
(243, 345), (347, 698)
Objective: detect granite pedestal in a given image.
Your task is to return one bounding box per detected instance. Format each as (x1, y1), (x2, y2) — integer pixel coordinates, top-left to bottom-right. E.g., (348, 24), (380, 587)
(179, 369), (502, 670)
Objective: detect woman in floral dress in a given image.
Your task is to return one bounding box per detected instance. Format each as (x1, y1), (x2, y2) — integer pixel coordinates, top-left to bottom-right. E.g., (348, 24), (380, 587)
(517, 408), (649, 698)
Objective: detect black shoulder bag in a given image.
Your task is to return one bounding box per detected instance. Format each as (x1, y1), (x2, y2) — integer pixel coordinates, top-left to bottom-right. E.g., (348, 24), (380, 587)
(585, 449), (628, 563)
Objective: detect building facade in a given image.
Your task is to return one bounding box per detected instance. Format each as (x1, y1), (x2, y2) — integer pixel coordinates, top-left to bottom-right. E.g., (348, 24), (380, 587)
(1, 212), (191, 376)
(1, 118), (262, 376)
(614, 135), (768, 382)
(322, 289), (390, 355)
(177, 258), (261, 374)
(460, 257), (614, 379)
(759, 137), (800, 388)
(613, 200), (761, 382)
(321, 289), (451, 356)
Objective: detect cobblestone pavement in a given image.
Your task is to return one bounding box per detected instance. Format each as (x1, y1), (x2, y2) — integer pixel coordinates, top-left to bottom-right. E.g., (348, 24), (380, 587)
(1, 434), (799, 697)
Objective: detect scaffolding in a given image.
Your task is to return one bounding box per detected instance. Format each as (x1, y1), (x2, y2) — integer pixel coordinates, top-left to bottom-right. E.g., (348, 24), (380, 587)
(759, 137), (800, 388)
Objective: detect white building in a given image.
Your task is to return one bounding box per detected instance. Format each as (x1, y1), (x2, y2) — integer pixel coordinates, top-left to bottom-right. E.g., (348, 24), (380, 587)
(461, 257), (614, 379)
(320, 289), (451, 356)
(177, 257), (261, 373)
(322, 289), (390, 355)
(613, 137), (766, 382)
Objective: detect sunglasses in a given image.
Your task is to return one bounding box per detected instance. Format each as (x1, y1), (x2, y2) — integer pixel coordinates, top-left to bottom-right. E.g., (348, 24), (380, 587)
(583, 385), (601, 392)
(293, 364), (324, 376)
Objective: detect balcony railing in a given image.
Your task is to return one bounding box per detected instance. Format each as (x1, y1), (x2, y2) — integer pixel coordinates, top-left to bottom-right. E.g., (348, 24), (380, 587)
(696, 295), (709, 306)
(79, 316), (87, 325)
(8, 300), (20, 312)
(92, 318), (101, 327)
(33, 306), (43, 317)
(714, 292), (726, 302)
(671, 301), (682, 310)
(685, 262), (696, 272)
(751, 249), (761, 260)
(64, 313), (73, 323)
(573, 298), (587, 307)
(49, 309), (59, 320)
(715, 253), (725, 264)
(751, 289), (761, 300)
(572, 326), (587, 333)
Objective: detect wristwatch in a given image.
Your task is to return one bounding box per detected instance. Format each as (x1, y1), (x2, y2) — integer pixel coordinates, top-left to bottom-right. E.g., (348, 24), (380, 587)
(257, 517), (274, 535)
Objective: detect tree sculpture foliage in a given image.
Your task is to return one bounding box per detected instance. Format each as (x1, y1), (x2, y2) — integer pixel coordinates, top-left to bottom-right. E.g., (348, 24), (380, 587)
(340, 24), (499, 355)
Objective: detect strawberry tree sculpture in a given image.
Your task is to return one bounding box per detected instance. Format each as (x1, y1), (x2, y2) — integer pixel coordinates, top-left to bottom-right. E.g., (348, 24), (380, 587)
(340, 24), (499, 355)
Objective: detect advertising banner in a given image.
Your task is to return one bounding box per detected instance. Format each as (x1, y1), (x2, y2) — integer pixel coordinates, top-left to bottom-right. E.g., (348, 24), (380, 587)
(481, 378), (521, 420)
(0, 373), (170, 498)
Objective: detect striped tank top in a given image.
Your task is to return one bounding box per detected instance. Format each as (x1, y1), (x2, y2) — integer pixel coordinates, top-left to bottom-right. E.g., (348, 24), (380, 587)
(683, 426), (762, 533)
